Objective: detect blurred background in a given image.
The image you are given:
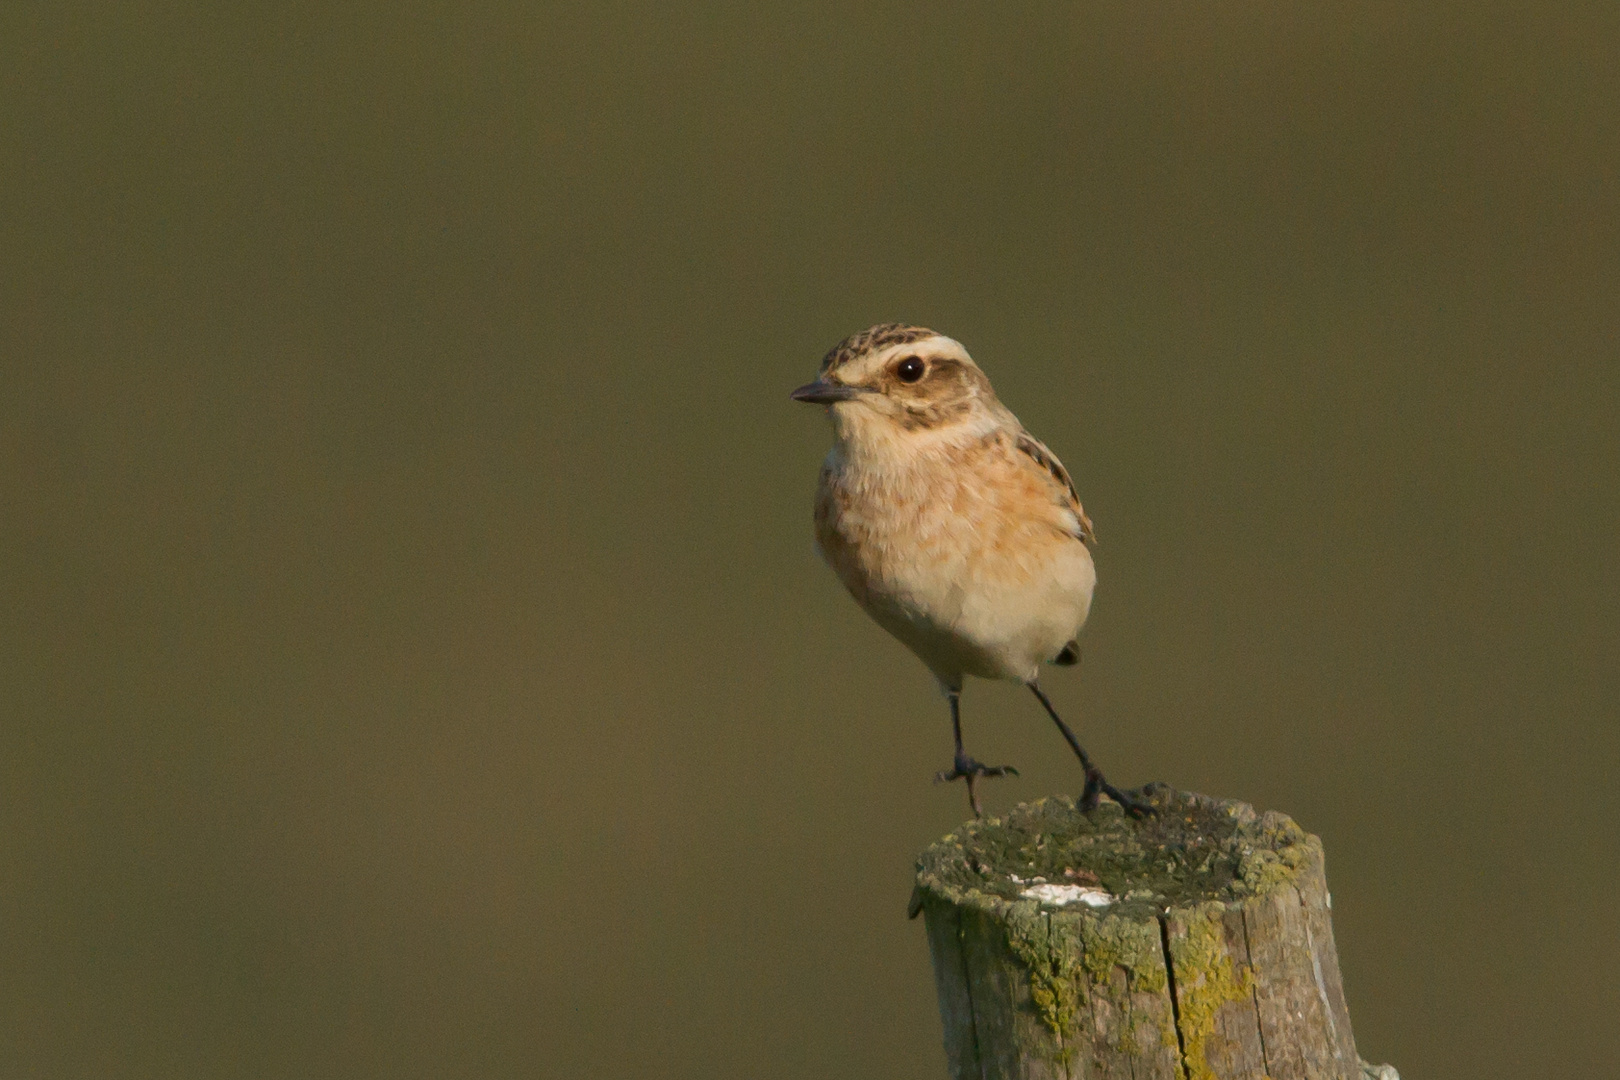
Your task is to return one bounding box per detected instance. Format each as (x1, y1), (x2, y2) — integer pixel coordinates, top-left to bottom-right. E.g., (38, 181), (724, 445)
(3, 3), (1617, 1078)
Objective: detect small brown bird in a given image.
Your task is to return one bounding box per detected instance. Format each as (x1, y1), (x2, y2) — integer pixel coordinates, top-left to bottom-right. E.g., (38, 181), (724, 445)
(791, 323), (1150, 818)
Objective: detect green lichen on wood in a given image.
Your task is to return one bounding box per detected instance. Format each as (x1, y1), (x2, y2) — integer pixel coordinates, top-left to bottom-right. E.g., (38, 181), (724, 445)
(913, 788), (1314, 925)
(1170, 904), (1257, 1080)
(1074, 910), (1167, 993)
(1237, 813), (1315, 895)
(1072, 911), (1178, 1057)
(915, 786), (1323, 1075)
(916, 788), (1316, 914)
(999, 899), (1183, 1070)
(1002, 904), (1085, 1065)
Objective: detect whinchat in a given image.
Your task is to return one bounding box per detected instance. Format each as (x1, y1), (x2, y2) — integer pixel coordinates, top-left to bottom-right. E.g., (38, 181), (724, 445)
(791, 323), (1150, 818)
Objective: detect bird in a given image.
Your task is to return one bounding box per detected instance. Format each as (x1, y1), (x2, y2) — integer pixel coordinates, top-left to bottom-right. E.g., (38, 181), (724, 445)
(790, 323), (1151, 818)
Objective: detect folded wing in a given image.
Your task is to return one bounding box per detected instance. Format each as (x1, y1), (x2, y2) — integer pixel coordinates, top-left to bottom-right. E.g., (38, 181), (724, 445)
(1013, 431), (1095, 546)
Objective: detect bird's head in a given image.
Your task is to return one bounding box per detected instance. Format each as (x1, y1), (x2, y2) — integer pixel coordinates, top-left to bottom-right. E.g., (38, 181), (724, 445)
(790, 323), (1003, 447)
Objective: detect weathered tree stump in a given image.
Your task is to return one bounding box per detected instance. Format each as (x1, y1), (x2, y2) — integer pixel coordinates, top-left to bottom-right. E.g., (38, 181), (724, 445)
(911, 784), (1389, 1080)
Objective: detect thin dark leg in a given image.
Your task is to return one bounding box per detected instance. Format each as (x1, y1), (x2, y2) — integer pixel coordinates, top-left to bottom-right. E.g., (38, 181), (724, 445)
(934, 688), (1017, 817)
(1028, 682), (1154, 818)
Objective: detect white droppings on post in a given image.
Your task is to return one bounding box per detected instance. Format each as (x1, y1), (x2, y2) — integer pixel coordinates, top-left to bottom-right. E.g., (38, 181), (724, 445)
(1018, 883), (1115, 908)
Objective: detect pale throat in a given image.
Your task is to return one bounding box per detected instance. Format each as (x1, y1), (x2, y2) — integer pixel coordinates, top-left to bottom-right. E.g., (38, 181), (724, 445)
(829, 399), (999, 470)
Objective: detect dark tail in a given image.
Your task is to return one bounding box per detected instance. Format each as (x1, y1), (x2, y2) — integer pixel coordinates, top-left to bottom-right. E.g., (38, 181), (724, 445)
(1053, 641), (1080, 666)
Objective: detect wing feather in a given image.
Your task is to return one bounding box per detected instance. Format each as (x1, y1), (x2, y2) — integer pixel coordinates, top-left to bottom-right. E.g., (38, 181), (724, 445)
(1013, 431), (1095, 545)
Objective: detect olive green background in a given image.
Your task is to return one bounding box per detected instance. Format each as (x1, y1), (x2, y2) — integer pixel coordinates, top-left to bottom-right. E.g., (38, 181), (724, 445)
(3, 4), (1616, 1078)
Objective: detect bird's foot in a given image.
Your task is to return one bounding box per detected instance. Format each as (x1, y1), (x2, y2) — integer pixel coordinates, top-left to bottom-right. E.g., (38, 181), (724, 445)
(934, 756), (1019, 784)
(1080, 769), (1158, 820)
(935, 755), (1018, 817)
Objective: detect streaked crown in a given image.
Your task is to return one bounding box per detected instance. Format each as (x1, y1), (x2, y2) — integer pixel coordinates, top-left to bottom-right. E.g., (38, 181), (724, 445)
(819, 323), (939, 375)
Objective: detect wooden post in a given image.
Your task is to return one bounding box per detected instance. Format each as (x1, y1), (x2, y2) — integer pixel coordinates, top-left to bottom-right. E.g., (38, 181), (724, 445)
(911, 784), (1397, 1080)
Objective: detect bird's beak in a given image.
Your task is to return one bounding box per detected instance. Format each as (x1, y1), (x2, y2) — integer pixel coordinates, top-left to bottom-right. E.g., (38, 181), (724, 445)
(790, 379), (864, 405)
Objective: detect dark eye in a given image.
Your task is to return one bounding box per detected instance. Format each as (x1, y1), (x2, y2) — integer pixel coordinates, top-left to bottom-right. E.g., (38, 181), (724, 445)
(896, 356), (925, 383)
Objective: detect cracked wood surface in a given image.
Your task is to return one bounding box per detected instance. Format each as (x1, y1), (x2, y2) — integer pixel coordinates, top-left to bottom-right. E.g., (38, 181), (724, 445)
(914, 786), (1367, 1080)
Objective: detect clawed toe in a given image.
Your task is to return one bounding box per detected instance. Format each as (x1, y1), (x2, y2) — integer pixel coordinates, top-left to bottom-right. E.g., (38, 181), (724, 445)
(1079, 771), (1158, 819)
(935, 756), (1018, 817)
(934, 757), (1019, 784)
(1109, 787), (1158, 819)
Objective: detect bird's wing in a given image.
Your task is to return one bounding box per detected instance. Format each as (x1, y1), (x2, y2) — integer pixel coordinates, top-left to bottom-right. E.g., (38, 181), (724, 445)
(1014, 430), (1095, 545)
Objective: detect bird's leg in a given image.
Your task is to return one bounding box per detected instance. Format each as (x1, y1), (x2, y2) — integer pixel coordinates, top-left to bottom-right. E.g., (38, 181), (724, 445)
(934, 688), (1018, 817)
(1028, 682), (1155, 819)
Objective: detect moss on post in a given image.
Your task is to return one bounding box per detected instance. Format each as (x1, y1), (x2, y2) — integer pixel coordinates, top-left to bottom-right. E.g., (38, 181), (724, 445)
(913, 784), (1373, 1080)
